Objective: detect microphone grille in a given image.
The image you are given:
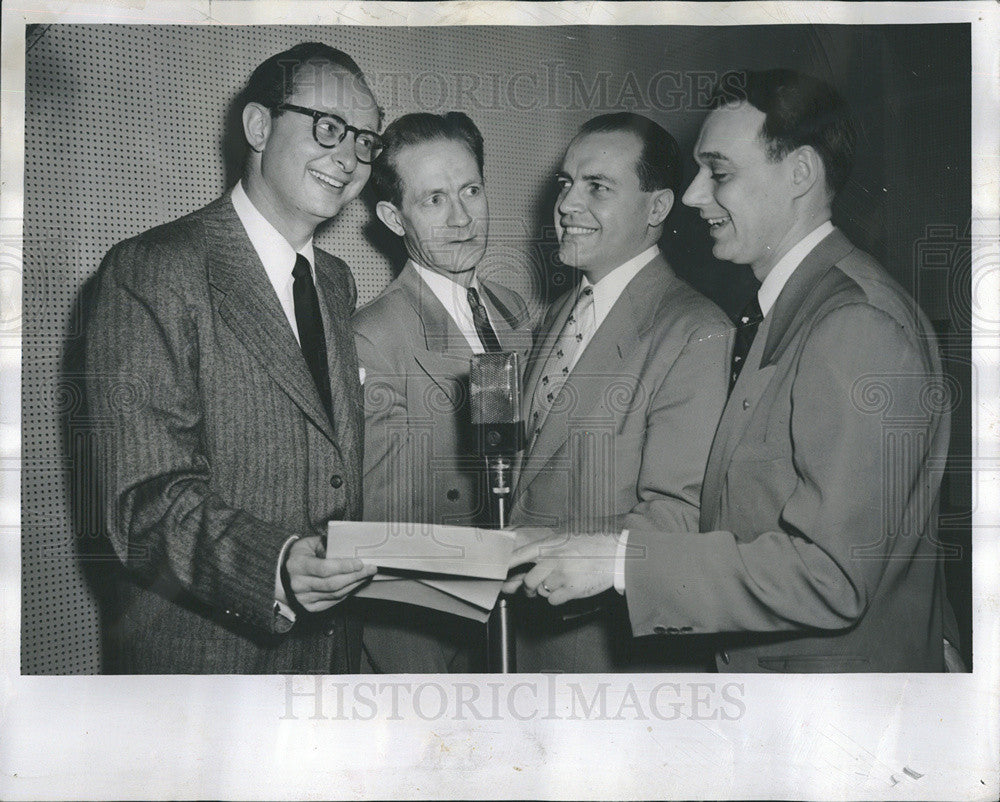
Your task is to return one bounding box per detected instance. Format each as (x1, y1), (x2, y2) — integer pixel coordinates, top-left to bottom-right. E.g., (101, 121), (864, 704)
(470, 352), (521, 425)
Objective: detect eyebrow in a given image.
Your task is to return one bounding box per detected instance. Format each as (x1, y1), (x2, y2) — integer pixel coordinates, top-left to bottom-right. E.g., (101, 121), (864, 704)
(696, 150), (730, 164)
(556, 171), (616, 184)
(419, 178), (482, 196)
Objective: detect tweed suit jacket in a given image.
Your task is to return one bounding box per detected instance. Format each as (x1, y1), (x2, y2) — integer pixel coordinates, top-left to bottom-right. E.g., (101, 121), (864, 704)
(625, 230), (951, 672)
(86, 194), (365, 674)
(510, 252), (733, 672)
(352, 263), (532, 673)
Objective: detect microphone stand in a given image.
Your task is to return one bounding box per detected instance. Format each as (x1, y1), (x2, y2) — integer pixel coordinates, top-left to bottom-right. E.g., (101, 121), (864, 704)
(486, 454), (515, 673)
(470, 350), (521, 674)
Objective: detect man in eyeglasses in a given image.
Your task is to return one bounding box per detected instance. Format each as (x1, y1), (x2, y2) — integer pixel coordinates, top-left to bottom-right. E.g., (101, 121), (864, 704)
(86, 43), (382, 673)
(353, 112), (532, 672)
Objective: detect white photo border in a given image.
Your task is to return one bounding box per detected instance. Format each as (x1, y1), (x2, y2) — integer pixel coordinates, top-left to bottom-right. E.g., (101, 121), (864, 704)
(1, 2), (997, 800)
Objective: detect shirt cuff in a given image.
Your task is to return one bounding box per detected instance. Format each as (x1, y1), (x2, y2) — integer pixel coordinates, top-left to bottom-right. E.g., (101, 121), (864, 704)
(274, 534), (300, 624)
(613, 529), (629, 595)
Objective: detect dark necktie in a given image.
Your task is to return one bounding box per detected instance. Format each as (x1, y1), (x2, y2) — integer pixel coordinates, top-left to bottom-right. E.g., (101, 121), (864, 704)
(467, 286), (502, 353)
(729, 294), (764, 394)
(292, 254), (333, 421)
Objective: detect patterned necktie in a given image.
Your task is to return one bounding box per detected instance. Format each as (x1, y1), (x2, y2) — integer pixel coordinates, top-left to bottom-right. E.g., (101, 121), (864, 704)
(292, 254), (332, 421)
(526, 284), (595, 447)
(467, 286), (502, 353)
(729, 294), (764, 395)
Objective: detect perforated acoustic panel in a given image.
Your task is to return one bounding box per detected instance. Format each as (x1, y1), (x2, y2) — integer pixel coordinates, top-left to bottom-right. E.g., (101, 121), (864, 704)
(23, 24), (971, 673)
(23, 24), (642, 673)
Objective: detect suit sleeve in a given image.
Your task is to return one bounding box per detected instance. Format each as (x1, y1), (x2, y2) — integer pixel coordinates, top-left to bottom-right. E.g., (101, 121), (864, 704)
(626, 303), (941, 634)
(354, 323), (409, 522)
(86, 240), (295, 634)
(622, 318), (732, 534)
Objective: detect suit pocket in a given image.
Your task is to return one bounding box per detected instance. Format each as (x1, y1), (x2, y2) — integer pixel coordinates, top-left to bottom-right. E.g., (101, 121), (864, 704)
(757, 654), (871, 672)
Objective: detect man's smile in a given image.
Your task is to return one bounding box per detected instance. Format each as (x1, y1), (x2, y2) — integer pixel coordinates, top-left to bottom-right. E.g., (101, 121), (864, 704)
(309, 169), (346, 190)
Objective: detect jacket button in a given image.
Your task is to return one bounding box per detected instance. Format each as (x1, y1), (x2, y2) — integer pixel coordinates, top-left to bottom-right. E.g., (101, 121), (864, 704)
(719, 649), (730, 665)
(329, 474), (343, 489)
(666, 626), (680, 635)
(742, 398), (750, 410)
(653, 625), (667, 635)
(446, 489), (460, 501)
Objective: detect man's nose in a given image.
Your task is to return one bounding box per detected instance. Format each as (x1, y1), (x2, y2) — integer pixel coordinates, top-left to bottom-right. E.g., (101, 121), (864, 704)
(682, 171), (710, 208)
(331, 132), (359, 173)
(557, 183), (583, 214)
(447, 197), (472, 228)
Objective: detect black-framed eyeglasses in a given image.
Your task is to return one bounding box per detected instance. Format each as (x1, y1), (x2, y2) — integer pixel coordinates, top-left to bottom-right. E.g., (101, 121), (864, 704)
(275, 103), (384, 164)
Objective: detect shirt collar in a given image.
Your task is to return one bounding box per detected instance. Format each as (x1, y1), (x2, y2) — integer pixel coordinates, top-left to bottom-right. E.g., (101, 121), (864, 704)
(411, 259), (480, 311)
(231, 180), (315, 278)
(757, 220), (835, 317)
(584, 244), (659, 327)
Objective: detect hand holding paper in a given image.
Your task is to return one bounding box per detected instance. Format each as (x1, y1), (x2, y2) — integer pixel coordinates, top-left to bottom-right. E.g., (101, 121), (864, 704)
(284, 534), (376, 613)
(326, 522), (518, 621)
(503, 530), (618, 605)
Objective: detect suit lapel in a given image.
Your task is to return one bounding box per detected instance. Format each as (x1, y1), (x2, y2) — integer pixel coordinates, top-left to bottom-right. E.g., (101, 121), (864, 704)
(761, 229), (855, 367)
(479, 280), (531, 356)
(516, 256), (670, 498)
(700, 229), (855, 528)
(396, 264), (472, 406)
(204, 198), (336, 443)
(314, 257), (360, 463)
(699, 317), (776, 528)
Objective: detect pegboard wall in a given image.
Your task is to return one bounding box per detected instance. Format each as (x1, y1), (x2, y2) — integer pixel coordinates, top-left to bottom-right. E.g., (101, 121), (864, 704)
(22, 23), (972, 673)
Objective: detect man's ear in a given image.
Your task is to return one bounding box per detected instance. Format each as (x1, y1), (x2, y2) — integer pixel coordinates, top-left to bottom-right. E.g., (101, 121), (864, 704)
(242, 103), (272, 153)
(648, 188), (674, 227)
(375, 200), (406, 237)
(789, 145), (823, 199)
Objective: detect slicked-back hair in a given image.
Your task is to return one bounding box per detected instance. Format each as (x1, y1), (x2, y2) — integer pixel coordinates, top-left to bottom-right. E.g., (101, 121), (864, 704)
(238, 42), (383, 128)
(576, 112), (682, 194)
(711, 68), (857, 197)
(371, 112), (485, 207)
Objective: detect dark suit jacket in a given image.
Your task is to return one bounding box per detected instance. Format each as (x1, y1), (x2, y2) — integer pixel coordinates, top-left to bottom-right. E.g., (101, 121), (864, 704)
(352, 262), (532, 672)
(626, 230), (951, 672)
(86, 195), (365, 673)
(511, 252), (733, 672)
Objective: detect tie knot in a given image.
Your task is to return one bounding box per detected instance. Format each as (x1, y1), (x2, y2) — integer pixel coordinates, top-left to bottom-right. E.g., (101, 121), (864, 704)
(467, 286), (482, 310)
(292, 254), (312, 280)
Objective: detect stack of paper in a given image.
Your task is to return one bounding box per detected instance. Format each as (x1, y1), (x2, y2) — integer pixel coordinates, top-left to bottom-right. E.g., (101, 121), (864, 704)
(326, 521), (517, 622)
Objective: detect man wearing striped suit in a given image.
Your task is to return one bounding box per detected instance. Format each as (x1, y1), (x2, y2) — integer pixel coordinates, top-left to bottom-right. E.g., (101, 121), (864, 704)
(87, 43), (381, 673)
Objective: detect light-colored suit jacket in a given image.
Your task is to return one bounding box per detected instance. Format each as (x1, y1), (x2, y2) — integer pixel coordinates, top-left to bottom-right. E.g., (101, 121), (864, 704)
(86, 195), (365, 674)
(352, 262), (532, 672)
(354, 262), (533, 525)
(625, 230), (951, 672)
(510, 252), (733, 672)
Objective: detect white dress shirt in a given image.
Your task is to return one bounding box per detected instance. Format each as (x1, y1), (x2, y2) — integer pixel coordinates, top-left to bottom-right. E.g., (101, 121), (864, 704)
(231, 181), (320, 621)
(410, 259), (495, 353)
(574, 245), (660, 370)
(231, 181), (317, 344)
(757, 220), (834, 316)
(612, 223), (835, 594)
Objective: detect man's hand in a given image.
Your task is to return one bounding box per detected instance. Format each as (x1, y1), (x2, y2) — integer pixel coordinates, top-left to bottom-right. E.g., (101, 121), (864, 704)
(503, 531), (618, 605)
(284, 535), (376, 613)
